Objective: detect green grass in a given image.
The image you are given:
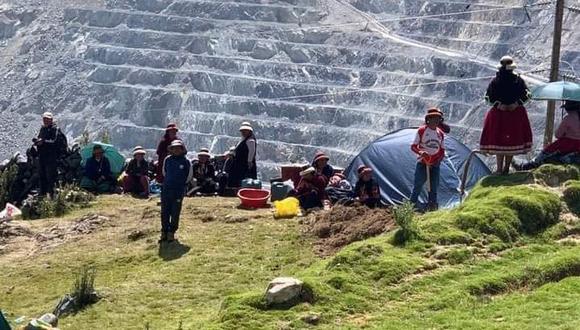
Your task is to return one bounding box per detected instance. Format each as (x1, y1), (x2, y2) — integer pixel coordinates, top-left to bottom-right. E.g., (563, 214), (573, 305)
(2, 165), (580, 329)
(563, 180), (580, 216)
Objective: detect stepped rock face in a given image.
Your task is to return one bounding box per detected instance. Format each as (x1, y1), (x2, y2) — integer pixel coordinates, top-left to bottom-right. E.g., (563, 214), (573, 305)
(0, 0), (578, 179)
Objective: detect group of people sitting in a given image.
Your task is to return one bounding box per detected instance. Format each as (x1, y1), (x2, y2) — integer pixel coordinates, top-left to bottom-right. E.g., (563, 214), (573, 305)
(76, 122), (258, 200)
(288, 152), (381, 211)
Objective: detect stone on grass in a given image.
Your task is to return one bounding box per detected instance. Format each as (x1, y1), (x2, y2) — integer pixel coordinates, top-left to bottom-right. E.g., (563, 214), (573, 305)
(38, 313), (58, 327)
(265, 277), (306, 307)
(300, 312), (321, 325)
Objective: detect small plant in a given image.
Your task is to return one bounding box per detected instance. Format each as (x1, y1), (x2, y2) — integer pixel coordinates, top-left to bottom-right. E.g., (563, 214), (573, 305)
(71, 265), (99, 310)
(100, 129), (111, 144)
(0, 162), (18, 209)
(79, 130), (90, 146)
(22, 185), (94, 220)
(393, 201), (419, 245)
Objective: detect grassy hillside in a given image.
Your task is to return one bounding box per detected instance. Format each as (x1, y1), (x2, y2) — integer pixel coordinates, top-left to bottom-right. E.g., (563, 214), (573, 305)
(1, 165), (580, 329)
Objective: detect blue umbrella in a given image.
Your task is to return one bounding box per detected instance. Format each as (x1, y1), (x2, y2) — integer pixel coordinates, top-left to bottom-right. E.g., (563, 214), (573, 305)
(531, 81), (580, 101)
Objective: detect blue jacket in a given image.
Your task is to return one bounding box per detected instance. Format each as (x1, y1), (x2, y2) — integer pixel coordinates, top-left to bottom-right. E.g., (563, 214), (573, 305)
(84, 156), (112, 181)
(163, 155), (192, 191)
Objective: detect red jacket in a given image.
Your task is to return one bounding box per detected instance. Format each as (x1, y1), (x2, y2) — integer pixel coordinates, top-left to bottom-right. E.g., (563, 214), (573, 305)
(295, 174), (328, 200)
(411, 125), (445, 165)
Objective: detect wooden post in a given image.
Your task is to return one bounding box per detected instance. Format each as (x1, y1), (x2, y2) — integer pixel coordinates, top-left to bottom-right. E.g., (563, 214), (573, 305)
(544, 0), (565, 147)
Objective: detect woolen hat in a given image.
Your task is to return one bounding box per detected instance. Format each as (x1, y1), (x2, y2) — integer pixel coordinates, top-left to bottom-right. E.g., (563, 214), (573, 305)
(300, 167), (316, 177)
(313, 152), (330, 164)
(42, 112), (54, 119)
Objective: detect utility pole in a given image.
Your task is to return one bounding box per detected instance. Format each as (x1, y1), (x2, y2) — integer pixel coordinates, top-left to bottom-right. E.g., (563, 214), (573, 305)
(544, 0), (565, 147)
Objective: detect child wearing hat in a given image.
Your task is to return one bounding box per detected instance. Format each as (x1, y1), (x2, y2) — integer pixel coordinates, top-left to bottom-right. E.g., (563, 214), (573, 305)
(189, 148), (217, 195)
(410, 109), (446, 211)
(123, 146), (150, 198)
(354, 166), (381, 208)
(160, 140), (192, 243)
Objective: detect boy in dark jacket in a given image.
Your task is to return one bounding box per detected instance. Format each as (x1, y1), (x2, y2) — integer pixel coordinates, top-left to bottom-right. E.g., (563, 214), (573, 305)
(160, 140), (192, 243)
(80, 145), (115, 194)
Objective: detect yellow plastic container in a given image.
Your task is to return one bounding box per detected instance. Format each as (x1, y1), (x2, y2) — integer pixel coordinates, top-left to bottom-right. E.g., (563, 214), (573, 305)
(273, 197), (300, 218)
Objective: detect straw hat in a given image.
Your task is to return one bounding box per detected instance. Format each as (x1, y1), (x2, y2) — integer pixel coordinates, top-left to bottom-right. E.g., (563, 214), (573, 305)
(239, 121), (253, 132)
(498, 55), (517, 70)
(425, 107), (443, 121)
(169, 140), (185, 149)
(42, 112), (54, 119)
(133, 146), (146, 156)
(197, 151), (211, 158)
(300, 167), (316, 177)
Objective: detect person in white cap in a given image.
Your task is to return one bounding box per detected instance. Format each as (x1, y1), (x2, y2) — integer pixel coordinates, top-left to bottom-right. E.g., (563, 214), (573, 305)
(160, 140), (192, 243)
(123, 146), (150, 198)
(32, 112), (68, 197)
(480, 55), (533, 175)
(189, 148), (217, 195)
(228, 121), (258, 187)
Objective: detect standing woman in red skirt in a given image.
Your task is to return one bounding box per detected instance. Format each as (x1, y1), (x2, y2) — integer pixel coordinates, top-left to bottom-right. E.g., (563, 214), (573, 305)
(480, 56), (533, 174)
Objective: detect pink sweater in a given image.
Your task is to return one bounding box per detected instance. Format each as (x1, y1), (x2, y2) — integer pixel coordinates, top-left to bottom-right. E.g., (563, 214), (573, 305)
(556, 111), (580, 140)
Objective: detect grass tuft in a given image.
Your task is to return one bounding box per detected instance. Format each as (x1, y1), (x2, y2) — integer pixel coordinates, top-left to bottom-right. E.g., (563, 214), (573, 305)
(533, 164), (580, 186)
(563, 180), (580, 215)
(392, 201), (419, 245)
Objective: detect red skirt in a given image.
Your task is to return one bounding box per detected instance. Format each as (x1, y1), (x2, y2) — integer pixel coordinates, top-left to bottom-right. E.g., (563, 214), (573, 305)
(480, 106), (533, 155)
(544, 137), (580, 154)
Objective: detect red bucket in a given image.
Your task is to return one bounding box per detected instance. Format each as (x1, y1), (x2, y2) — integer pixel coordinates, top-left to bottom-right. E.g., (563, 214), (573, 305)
(237, 188), (271, 208)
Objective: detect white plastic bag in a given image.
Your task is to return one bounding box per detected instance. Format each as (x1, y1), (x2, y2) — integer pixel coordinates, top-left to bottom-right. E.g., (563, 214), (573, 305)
(0, 203), (22, 221)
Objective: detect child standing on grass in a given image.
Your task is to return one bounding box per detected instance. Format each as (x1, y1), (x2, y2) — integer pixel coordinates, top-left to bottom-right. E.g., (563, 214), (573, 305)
(410, 108), (446, 211)
(160, 140), (192, 243)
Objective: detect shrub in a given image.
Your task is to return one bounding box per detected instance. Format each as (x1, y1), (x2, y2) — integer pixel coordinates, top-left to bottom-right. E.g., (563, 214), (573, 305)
(71, 265), (99, 310)
(0, 162), (18, 209)
(393, 202), (419, 245)
(563, 180), (580, 215)
(533, 164), (580, 187)
(22, 185), (94, 220)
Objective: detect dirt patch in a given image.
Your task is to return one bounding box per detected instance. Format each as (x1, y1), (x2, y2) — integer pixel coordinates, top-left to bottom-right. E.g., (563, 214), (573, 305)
(303, 205), (395, 256)
(35, 214), (112, 244)
(0, 222), (33, 243)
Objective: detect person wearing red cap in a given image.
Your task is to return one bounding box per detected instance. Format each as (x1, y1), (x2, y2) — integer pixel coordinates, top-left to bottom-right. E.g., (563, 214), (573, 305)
(480, 56), (533, 175)
(427, 108), (451, 134)
(312, 152), (334, 182)
(410, 109), (446, 211)
(155, 123), (181, 183)
(354, 165), (380, 208)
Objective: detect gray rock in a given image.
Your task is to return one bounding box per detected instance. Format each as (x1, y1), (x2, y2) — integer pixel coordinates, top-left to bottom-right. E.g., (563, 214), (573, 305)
(265, 277), (304, 306)
(300, 312), (321, 325)
(38, 313), (58, 327)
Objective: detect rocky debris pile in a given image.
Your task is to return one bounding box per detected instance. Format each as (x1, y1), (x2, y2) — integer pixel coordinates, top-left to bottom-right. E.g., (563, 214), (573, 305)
(265, 277), (313, 308)
(35, 214), (111, 244)
(304, 205), (395, 256)
(0, 221), (33, 242)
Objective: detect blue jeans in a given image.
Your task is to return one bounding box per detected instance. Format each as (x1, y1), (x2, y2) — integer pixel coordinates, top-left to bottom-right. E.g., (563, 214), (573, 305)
(410, 162), (440, 205)
(161, 189), (185, 233)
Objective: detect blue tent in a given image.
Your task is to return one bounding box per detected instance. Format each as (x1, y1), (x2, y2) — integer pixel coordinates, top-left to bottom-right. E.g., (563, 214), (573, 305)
(345, 128), (491, 208)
